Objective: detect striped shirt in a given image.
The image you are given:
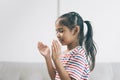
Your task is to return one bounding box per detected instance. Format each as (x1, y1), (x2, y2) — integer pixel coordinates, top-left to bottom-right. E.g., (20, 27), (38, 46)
(55, 46), (90, 80)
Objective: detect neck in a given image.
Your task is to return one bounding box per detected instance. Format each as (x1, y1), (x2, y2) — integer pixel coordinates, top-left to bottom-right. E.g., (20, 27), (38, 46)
(67, 40), (80, 51)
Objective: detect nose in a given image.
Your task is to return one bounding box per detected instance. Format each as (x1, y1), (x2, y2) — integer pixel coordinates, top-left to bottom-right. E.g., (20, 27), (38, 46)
(56, 32), (60, 38)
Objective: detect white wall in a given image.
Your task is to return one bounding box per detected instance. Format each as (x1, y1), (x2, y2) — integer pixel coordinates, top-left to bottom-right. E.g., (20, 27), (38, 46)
(0, 0), (57, 62)
(60, 0), (120, 62)
(0, 0), (120, 63)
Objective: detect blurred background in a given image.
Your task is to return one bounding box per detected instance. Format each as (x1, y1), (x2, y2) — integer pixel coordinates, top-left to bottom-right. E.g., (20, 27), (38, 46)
(0, 0), (120, 63)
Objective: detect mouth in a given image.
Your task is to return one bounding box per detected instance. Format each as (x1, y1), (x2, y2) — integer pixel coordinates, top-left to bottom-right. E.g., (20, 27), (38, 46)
(58, 38), (65, 45)
(58, 38), (63, 43)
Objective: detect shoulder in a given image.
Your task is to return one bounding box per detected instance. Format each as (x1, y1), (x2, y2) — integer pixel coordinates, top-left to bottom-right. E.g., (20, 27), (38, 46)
(70, 46), (86, 56)
(69, 46), (89, 65)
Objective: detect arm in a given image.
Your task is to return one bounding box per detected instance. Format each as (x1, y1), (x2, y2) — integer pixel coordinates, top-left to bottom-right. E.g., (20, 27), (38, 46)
(45, 56), (56, 80)
(52, 40), (75, 80)
(37, 42), (56, 80)
(53, 58), (73, 80)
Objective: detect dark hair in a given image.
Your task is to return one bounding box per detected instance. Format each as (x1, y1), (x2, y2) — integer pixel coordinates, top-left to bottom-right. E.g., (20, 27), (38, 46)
(57, 12), (97, 71)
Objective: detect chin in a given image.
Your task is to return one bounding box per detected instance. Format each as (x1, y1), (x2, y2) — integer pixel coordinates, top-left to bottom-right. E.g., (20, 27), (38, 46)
(59, 40), (67, 45)
(60, 42), (67, 46)
(61, 44), (65, 46)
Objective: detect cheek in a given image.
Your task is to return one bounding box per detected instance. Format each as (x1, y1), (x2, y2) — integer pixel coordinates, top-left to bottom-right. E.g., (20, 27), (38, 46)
(63, 35), (72, 43)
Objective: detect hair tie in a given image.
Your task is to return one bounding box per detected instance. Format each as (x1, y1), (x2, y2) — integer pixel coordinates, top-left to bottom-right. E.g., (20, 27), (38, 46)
(74, 16), (78, 25)
(84, 21), (88, 36)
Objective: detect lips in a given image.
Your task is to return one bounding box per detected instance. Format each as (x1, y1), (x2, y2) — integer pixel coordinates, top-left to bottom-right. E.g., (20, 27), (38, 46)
(58, 38), (63, 43)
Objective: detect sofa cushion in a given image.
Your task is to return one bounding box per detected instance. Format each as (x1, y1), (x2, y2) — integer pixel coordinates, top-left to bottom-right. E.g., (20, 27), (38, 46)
(0, 62), (50, 80)
(111, 63), (120, 80)
(0, 62), (120, 80)
(89, 63), (113, 80)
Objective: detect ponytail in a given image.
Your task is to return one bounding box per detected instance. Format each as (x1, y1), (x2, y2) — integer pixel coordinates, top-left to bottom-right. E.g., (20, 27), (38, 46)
(57, 11), (97, 71)
(84, 21), (97, 71)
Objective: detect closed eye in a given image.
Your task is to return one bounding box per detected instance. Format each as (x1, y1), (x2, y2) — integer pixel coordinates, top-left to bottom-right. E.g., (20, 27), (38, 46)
(59, 29), (64, 33)
(56, 28), (64, 33)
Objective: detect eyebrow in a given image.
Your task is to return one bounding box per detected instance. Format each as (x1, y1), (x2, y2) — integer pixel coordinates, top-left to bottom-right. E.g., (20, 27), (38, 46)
(56, 28), (63, 31)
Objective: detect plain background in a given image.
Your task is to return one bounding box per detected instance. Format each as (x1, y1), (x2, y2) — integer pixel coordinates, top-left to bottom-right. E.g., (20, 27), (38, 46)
(60, 0), (120, 63)
(0, 0), (57, 62)
(0, 0), (120, 63)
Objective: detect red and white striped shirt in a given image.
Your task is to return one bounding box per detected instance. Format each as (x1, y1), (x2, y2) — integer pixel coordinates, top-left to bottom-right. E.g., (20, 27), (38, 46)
(55, 46), (90, 80)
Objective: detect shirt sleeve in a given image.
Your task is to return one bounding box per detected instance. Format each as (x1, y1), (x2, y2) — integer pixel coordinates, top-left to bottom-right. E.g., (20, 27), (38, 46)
(66, 53), (90, 80)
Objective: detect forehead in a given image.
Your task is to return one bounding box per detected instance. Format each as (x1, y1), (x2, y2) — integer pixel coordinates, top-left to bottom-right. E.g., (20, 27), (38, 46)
(55, 18), (72, 31)
(55, 23), (65, 30)
(55, 18), (67, 28)
(55, 18), (62, 25)
(55, 18), (63, 28)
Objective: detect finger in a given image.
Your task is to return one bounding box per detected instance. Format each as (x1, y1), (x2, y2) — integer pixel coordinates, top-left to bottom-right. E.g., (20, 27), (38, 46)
(51, 44), (53, 52)
(51, 42), (55, 54)
(54, 40), (58, 52)
(52, 40), (56, 52)
(38, 42), (45, 51)
(55, 40), (60, 48)
(54, 40), (58, 47)
(53, 40), (57, 53)
(38, 42), (43, 51)
(55, 40), (60, 51)
(38, 42), (42, 48)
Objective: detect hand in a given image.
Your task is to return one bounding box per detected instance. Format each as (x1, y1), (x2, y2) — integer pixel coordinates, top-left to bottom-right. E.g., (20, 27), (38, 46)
(37, 42), (50, 58)
(51, 40), (61, 61)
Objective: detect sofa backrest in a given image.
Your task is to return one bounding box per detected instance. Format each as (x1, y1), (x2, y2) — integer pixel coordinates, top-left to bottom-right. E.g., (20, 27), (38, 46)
(0, 62), (120, 80)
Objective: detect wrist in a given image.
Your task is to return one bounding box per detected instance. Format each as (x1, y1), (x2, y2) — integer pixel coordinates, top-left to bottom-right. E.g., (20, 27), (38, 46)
(52, 55), (59, 62)
(44, 55), (51, 59)
(53, 58), (60, 64)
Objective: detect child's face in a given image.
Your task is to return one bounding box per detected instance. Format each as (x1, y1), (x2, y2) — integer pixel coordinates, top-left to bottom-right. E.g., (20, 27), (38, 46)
(55, 23), (76, 45)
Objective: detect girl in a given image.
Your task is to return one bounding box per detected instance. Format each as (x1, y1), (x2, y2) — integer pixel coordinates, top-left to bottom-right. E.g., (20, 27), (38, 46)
(38, 12), (97, 80)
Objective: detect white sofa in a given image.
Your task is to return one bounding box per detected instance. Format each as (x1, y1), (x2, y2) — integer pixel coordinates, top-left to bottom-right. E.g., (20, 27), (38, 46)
(0, 62), (120, 80)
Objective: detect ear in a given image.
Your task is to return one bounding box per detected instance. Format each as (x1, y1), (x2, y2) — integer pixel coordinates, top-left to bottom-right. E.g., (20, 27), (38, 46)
(72, 26), (80, 36)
